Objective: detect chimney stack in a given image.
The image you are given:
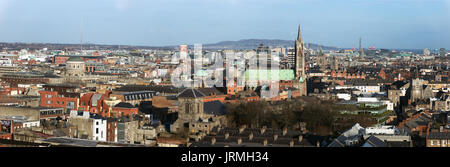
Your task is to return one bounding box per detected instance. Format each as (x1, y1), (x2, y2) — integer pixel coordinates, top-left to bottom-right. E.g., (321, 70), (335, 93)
(239, 125), (246, 134)
(225, 132), (230, 140)
(261, 126), (267, 135)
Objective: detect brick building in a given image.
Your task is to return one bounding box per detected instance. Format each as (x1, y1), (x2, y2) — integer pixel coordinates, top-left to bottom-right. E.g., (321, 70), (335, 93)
(39, 84), (81, 112)
(427, 132), (450, 147)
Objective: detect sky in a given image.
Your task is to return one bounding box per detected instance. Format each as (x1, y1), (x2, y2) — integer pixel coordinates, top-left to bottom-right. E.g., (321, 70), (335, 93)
(0, 0), (449, 49)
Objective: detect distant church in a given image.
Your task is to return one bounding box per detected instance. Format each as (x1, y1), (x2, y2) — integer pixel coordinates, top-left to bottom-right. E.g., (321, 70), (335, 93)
(294, 25), (308, 96)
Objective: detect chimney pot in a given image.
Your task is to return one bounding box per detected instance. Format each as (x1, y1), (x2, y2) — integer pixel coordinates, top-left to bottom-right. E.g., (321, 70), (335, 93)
(225, 132), (230, 140)
(211, 137), (216, 145)
(239, 125), (246, 134)
(261, 126), (266, 135)
(283, 128), (288, 136)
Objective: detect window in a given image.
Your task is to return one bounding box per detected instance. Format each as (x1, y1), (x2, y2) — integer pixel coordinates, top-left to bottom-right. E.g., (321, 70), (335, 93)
(46, 94), (52, 98)
(185, 103), (190, 113)
(47, 101), (52, 104)
(96, 128), (99, 134)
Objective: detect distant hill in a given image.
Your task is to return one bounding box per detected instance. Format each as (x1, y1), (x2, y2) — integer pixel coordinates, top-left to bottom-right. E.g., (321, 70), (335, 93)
(0, 39), (338, 51)
(202, 39), (338, 50)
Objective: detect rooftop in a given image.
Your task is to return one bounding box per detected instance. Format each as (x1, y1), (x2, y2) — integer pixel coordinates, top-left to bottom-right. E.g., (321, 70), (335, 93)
(177, 88), (206, 98)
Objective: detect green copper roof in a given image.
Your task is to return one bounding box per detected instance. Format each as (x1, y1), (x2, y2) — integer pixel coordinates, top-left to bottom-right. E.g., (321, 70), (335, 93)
(244, 69), (295, 81)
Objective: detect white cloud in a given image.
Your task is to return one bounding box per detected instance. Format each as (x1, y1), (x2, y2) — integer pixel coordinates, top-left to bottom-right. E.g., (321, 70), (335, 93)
(115, 0), (131, 11)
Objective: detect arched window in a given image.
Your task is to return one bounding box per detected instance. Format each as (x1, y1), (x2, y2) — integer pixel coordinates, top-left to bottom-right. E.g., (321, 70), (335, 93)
(185, 103), (190, 114)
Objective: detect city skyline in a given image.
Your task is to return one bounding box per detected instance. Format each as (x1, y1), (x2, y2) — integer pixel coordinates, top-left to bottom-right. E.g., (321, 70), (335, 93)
(0, 0), (450, 49)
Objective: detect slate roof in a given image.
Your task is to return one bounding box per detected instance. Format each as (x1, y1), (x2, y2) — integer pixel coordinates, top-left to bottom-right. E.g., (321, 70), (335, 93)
(362, 136), (387, 147)
(177, 88), (205, 98)
(328, 123), (365, 147)
(114, 85), (182, 94)
(427, 132), (450, 140)
(114, 102), (135, 108)
(390, 80), (408, 90)
(91, 94), (102, 107)
(197, 87), (224, 96)
(190, 127), (326, 147)
(204, 101), (226, 116)
(386, 141), (411, 147)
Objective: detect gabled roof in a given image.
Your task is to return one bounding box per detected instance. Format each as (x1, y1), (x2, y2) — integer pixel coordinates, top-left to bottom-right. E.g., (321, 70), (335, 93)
(91, 94), (103, 107)
(204, 101), (226, 116)
(177, 88), (205, 98)
(328, 123), (365, 147)
(362, 136), (387, 147)
(197, 87), (224, 96)
(114, 102), (135, 108)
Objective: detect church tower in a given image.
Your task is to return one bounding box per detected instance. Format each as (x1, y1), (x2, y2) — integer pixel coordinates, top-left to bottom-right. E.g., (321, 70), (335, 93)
(294, 25), (307, 96)
(359, 37), (365, 57)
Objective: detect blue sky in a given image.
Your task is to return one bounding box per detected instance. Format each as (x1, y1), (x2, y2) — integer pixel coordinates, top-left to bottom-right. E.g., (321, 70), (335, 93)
(0, 0), (449, 49)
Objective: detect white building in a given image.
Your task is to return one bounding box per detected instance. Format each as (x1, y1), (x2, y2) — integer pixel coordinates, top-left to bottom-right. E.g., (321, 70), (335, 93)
(0, 57), (16, 67)
(335, 85), (380, 93)
(92, 118), (107, 142)
(337, 93), (351, 101)
(69, 111), (107, 142)
(23, 120), (40, 128)
(365, 126), (399, 135)
(357, 97), (379, 103)
(381, 100), (395, 111)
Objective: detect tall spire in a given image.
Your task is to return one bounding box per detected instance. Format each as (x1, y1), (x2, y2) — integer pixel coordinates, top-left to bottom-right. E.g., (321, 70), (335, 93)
(297, 25), (302, 41)
(359, 37), (364, 57)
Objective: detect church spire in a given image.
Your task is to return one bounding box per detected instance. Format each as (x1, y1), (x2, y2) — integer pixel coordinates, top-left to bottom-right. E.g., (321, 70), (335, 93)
(297, 25), (302, 42)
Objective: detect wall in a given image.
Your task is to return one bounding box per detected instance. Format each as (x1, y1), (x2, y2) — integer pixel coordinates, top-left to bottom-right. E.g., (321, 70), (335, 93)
(0, 106), (40, 121)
